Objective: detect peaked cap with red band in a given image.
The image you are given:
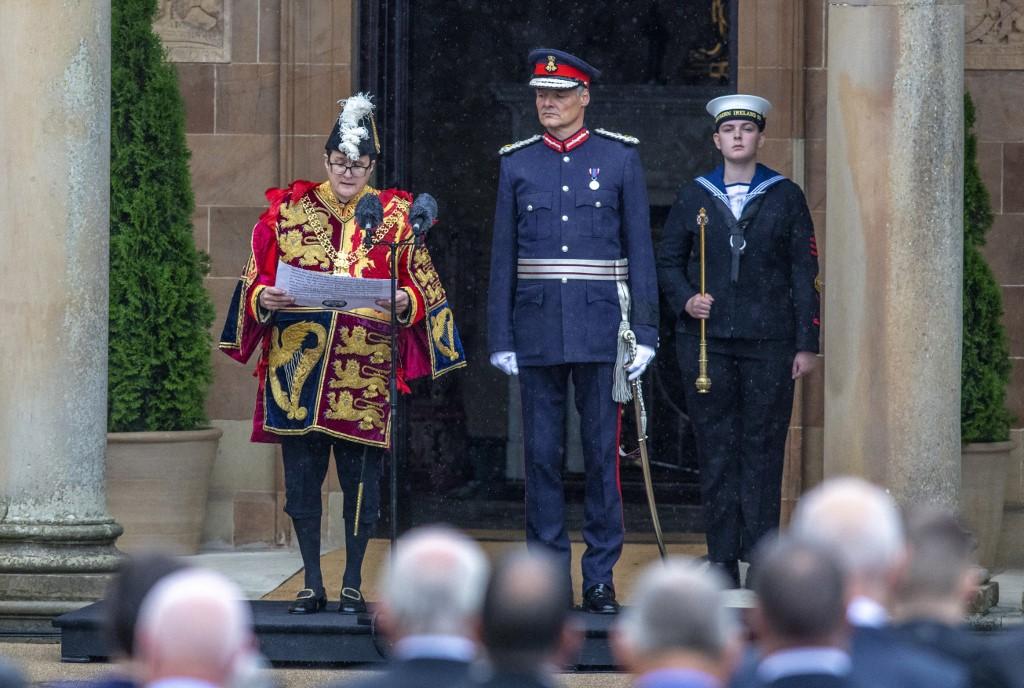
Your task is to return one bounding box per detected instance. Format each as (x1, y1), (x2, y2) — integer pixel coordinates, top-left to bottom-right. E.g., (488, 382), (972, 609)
(528, 48), (601, 90)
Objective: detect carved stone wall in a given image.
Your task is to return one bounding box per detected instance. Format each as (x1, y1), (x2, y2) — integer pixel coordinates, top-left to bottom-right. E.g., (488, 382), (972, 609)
(966, 0), (1024, 69)
(155, 0), (231, 62)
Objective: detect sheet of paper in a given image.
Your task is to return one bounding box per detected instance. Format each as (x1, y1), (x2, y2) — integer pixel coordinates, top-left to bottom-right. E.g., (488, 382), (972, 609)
(274, 261), (390, 312)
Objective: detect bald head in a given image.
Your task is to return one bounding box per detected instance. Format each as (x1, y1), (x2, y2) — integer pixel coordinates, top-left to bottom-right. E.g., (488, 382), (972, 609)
(135, 569), (254, 686)
(482, 549), (571, 670)
(790, 477), (904, 583)
(751, 536), (847, 647)
(381, 526), (489, 637)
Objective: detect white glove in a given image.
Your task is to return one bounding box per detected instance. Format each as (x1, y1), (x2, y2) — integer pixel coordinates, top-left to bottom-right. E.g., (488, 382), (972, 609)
(625, 344), (656, 381)
(490, 351), (519, 376)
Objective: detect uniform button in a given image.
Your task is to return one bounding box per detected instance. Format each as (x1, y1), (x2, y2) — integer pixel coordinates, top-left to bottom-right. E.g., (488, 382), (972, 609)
(595, 201), (602, 208)
(527, 204), (533, 211)
(561, 215), (568, 222)
(563, 156), (570, 163)
(561, 278), (568, 284)
(561, 245), (569, 253)
(562, 185), (569, 192)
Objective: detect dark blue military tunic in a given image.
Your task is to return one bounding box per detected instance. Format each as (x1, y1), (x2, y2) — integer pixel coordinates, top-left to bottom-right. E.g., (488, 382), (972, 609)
(488, 128), (657, 593)
(488, 129), (658, 362)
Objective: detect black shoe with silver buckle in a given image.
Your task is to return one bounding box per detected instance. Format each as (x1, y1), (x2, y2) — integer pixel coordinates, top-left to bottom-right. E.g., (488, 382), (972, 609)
(581, 583), (620, 614)
(288, 588), (327, 614)
(338, 586), (367, 614)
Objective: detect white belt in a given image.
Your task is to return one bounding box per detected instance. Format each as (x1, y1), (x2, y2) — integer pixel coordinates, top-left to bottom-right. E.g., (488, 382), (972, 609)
(516, 258), (628, 281)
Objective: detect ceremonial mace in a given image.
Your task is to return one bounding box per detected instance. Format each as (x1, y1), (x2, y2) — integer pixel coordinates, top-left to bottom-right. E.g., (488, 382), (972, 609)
(623, 330), (667, 560)
(695, 208), (711, 394)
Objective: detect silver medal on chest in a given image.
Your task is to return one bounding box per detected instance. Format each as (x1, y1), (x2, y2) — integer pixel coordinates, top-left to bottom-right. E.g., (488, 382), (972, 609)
(589, 179), (600, 191)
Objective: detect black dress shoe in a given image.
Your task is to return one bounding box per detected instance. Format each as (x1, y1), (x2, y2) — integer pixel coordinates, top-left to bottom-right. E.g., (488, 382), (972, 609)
(288, 588), (326, 614)
(338, 586), (367, 614)
(582, 583), (620, 614)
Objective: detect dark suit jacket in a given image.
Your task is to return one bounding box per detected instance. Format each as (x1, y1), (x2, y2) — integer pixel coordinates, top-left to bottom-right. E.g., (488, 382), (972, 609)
(339, 657), (472, 688)
(0, 662), (24, 688)
(766, 674), (851, 688)
(729, 627), (968, 688)
(893, 620), (1022, 688)
(461, 668), (554, 688)
(849, 625), (968, 688)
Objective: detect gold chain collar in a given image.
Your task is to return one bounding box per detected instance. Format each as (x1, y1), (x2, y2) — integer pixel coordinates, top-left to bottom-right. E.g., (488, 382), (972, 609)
(305, 183), (390, 275)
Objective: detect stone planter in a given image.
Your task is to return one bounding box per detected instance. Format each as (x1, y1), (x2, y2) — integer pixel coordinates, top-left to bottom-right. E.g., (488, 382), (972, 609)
(106, 427), (222, 555)
(961, 440), (1016, 567)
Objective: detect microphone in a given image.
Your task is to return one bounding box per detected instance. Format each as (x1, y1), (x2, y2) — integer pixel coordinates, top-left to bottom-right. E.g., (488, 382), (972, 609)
(355, 194), (384, 249)
(409, 193), (438, 247)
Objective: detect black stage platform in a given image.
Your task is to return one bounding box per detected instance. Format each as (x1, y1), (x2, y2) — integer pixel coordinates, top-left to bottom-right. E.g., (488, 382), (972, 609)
(54, 600), (619, 670)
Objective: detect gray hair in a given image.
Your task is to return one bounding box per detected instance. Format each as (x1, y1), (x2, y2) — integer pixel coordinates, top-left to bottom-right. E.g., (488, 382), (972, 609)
(382, 525), (489, 636)
(790, 476), (904, 581)
(616, 557), (736, 659)
(135, 569), (254, 679)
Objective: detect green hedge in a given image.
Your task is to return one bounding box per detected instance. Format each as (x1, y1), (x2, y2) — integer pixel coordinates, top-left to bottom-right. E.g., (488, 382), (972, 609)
(108, 0), (214, 432)
(961, 93), (1012, 443)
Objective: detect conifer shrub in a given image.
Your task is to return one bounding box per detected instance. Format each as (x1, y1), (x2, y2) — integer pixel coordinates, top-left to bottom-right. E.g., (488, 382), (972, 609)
(961, 93), (1012, 443)
(108, 0), (214, 432)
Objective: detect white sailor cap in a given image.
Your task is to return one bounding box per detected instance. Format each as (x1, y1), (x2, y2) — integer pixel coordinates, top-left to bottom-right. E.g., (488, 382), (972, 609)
(706, 94), (772, 131)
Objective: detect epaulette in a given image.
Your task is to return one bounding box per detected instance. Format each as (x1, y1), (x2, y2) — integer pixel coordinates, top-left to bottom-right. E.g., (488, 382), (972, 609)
(594, 128), (639, 145)
(498, 135), (542, 156)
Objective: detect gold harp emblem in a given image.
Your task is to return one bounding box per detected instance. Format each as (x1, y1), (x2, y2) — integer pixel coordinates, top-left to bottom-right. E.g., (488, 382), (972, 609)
(268, 322), (328, 420)
(545, 56), (558, 73)
(430, 307), (459, 361)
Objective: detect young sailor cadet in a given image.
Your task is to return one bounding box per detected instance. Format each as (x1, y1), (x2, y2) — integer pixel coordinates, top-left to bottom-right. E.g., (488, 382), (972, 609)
(656, 94), (820, 588)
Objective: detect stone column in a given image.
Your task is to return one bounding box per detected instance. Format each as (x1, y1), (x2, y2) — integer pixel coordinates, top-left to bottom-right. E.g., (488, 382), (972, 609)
(824, 0), (964, 508)
(0, 0), (121, 631)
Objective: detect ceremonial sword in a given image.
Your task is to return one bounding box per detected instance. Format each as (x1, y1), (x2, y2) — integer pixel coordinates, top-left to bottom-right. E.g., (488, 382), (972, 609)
(623, 330), (667, 560)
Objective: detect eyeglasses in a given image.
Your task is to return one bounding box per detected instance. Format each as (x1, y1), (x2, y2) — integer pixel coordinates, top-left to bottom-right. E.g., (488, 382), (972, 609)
(326, 158), (373, 177)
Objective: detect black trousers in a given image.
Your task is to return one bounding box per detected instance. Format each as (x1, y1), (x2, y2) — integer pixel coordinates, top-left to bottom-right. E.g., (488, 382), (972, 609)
(519, 363), (623, 592)
(678, 335), (795, 563)
(281, 435), (381, 523)
(281, 434), (381, 592)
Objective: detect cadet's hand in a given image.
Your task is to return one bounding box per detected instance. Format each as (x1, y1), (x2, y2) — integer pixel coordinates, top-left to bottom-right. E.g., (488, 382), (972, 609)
(685, 293), (714, 319)
(375, 289), (410, 317)
(792, 351), (818, 380)
(259, 286), (294, 311)
(490, 351), (519, 376)
(625, 344), (656, 381)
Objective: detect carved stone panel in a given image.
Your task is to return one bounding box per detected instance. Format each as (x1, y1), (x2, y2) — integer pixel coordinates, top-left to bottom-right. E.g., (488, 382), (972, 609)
(154, 0), (231, 63)
(966, 0), (1024, 70)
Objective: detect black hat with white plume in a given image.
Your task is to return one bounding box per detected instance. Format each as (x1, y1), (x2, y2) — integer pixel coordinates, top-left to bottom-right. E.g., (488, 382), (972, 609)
(325, 93), (381, 161)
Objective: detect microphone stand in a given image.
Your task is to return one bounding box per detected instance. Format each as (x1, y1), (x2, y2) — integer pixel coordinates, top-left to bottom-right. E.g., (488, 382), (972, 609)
(365, 230), (418, 551)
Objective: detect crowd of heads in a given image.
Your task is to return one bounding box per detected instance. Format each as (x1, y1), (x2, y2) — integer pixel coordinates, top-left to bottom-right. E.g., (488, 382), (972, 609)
(3, 475), (1021, 688)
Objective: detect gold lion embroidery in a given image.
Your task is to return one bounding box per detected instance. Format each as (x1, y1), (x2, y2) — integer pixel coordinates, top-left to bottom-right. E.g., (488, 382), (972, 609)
(335, 325), (390, 364)
(325, 390), (385, 430)
(268, 322), (328, 420)
(412, 248), (445, 307)
(328, 359), (389, 401)
(278, 201), (308, 229)
(278, 229), (330, 268)
(430, 307), (459, 361)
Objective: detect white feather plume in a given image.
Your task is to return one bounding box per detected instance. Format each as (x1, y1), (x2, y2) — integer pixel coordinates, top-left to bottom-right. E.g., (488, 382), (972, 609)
(336, 93), (375, 160)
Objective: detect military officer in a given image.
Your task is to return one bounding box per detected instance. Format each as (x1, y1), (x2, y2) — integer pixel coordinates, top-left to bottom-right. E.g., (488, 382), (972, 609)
(487, 49), (659, 614)
(656, 95), (820, 588)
